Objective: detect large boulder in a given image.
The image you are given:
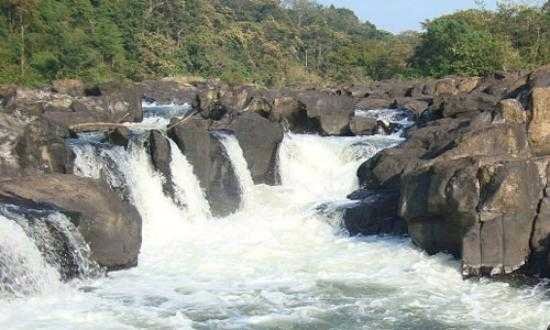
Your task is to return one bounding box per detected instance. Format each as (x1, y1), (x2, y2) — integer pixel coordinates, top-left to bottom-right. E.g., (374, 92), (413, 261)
(298, 91), (354, 135)
(0, 113), (72, 177)
(139, 79), (199, 105)
(400, 158), (544, 276)
(168, 118), (241, 216)
(0, 175), (142, 270)
(229, 112), (284, 184)
(148, 130), (179, 205)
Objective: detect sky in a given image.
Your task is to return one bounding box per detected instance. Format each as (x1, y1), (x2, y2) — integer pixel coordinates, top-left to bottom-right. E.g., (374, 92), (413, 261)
(316, 0), (500, 33)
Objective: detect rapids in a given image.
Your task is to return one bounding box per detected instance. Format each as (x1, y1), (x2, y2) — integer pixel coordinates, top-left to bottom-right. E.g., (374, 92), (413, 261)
(1, 107), (550, 329)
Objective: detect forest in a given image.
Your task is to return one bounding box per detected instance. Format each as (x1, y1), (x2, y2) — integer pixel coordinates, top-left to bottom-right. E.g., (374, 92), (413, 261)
(0, 0), (549, 87)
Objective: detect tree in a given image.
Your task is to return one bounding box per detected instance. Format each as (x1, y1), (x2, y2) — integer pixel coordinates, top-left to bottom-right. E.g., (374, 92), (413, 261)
(411, 16), (520, 76)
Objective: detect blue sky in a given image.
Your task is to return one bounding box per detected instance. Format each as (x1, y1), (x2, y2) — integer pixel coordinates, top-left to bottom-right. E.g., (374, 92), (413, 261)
(316, 0), (500, 33)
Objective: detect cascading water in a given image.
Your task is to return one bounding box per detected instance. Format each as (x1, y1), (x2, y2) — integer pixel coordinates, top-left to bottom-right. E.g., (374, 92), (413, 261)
(0, 205), (97, 298)
(2, 106), (550, 329)
(214, 132), (256, 209)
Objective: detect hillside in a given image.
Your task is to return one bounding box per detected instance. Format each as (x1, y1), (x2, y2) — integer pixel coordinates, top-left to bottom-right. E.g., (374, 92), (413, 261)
(0, 0), (549, 87)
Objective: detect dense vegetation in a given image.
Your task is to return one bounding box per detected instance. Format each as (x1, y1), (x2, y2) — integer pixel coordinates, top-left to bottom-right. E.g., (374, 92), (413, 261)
(0, 0), (549, 87)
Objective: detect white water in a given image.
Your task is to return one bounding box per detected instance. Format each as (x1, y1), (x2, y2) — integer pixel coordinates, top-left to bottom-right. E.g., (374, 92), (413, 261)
(215, 133), (256, 209)
(0, 215), (61, 297)
(2, 111), (550, 329)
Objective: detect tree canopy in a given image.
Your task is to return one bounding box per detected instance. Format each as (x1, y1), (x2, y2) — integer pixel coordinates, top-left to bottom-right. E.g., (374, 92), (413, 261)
(0, 0), (548, 86)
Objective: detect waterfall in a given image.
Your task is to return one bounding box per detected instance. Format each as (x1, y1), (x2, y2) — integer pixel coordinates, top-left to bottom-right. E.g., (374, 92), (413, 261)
(0, 214), (61, 297)
(168, 139), (211, 220)
(213, 132), (255, 209)
(278, 133), (402, 203)
(0, 206), (98, 297)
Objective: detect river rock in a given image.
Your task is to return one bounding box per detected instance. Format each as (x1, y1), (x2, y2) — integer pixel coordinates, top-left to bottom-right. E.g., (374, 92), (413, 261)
(0, 174), (142, 270)
(229, 112), (283, 184)
(350, 115), (378, 136)
(106, 127), (130, 147)
(343, 189), (406, 236)
(148, 130), (180, 205)
(0, 113), (72, 177)
(298, 91), (354, 135)
(168, 118), (241, 216)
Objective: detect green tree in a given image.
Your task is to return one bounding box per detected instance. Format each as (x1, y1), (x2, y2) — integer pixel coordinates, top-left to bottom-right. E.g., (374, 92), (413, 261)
(411, 16), (520, 76)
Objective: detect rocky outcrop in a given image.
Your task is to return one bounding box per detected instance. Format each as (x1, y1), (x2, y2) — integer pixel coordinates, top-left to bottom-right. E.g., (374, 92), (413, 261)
(352, 65), (550, 278)
(3, 82), (143, 129)
(0, 112), (72, 177)
(343, 189), (406, 236)
(0, 175), (142, 271)
(148, 130), (179, 205)
(168, 118), (241, 217)
(228, 112), (284, 184)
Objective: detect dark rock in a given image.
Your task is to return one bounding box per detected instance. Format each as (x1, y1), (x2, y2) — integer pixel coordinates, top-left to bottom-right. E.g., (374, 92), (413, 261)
(229, 112), (283, 184)
(168, 118), (241, 216)
(148, 130), (179, 204)
(0, 113), (72, 177)
(350, 115), (378, 136)
(298, 91), (354, 135)
(139, 80), (199, 105)
(96, 81), (144, 123)
(343, 189), (406, 236)
(400, 158), (544, 276)
(355, 98), (393, 111)
(0, 174), (142, 270)
(106, 127), (130, 147)
(441, 93), (499, 118)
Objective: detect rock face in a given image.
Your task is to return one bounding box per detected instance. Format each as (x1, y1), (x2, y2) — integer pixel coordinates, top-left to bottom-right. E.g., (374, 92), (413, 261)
(528, 84), (550, 155)
(229, 112), (284, 184)
(168, 118), (241, 216)
(352, 65), (550, 278)
(343, 189), (406, 236)
(0, 113), (72, 177)
(0, 175), (142, 270)
(298, 92), (354, 135)
(148, 130), (179, 205)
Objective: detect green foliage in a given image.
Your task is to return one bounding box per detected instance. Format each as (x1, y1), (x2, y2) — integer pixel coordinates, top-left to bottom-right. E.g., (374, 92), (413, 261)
(411, 15), (520, 76)
(0, 0), (548, 86)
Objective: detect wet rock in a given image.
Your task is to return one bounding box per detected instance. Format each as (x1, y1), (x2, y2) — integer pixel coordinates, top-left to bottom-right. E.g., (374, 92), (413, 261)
(343, 189), (406, 236)
(400, 158), (544, 276)
(106, 127), (130, 147)
(350, 115), (378, 136)
(168, 118), (241, 216)
(148, 130), (179, 204)
(229, 112), (283, 185)
(0, 174), (142, 270)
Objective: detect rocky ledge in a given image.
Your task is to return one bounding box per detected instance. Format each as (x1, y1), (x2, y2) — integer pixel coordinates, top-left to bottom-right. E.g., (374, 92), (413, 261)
(346, 65), (550, 278)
